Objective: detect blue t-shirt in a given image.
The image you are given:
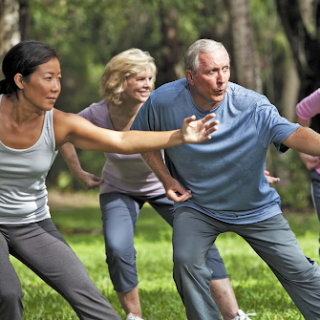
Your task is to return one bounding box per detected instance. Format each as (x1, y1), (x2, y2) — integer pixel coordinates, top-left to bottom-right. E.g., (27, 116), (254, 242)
(131, 79), (300, 224)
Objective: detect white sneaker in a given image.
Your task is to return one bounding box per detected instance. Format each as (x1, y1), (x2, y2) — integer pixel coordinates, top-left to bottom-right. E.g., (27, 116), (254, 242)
(231, 309), (256, 320)
(126, 313), (144, 320)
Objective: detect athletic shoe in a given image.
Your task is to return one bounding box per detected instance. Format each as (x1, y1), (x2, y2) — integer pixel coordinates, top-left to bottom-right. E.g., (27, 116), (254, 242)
(126, 313), (144, 320)
(231, 309), (256, 320)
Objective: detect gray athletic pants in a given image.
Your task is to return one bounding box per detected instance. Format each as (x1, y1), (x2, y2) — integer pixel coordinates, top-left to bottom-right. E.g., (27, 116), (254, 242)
(0, 219), (120, 320)
(173, 207), (320, 320)
(100, 192), (228, 293)
(311, 170), (320, 247)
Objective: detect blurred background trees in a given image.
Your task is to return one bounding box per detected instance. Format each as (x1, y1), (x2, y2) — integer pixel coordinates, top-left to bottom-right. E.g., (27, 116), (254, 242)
(1, 0), (319, 209)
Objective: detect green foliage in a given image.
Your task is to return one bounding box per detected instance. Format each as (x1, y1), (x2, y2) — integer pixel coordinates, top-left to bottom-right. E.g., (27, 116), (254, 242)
(25, 0), (311, 207)
(12, 200), (319, 319)
(268, 148), (312, 209)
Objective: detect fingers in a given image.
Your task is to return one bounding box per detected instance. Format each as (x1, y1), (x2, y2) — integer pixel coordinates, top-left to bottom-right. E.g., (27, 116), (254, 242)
(86, 175), (104, 189)
(183, 115), (196, 125)
(264, 170), (280, 184)
(205, 124), (219, 136)
(201, 114), (219, 138)
(167, 189), (192, 202)
(200, 113), (216, 124)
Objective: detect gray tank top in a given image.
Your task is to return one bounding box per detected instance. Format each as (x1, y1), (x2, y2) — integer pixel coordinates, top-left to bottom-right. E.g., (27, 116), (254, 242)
(0, 95), (58, 224)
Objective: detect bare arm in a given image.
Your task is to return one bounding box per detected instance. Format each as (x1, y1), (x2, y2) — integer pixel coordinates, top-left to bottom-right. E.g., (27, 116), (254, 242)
(283, 126), (320, 156)
(54, 109), (218, 154)
(142, 151), (191, 202)
(295, 115), (320, 170)
(60, 143), (104, 189)
(296, 115), (310, 127)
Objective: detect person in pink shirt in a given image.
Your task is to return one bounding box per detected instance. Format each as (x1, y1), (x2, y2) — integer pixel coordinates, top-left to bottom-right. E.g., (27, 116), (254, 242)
(296, 89), (320, 254)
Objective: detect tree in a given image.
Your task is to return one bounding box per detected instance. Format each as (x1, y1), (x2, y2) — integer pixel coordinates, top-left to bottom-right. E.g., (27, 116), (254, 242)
(275, 0), (320, 97)
(0, 0), (20, 78)
(158, 1), (183, 83)
(275, 0), (320, 137)
(226, 0), (262, 91)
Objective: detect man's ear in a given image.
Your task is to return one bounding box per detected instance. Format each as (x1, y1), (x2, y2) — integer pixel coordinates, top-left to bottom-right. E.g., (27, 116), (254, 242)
(13, 73), (25, 90)
(185, 70), (194, 85)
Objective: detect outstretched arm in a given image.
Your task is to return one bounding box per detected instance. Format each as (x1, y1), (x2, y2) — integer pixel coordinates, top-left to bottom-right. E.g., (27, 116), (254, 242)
(142, 151), (191, 202)
(54, 109), (219, 154)
(295, 115), (320, 170)
(60, 143), (104, 189)
(283, 126), (320, 156)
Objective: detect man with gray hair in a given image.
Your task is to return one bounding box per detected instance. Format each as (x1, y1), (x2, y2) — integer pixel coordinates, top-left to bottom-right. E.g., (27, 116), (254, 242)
(131, 39), (320, 320)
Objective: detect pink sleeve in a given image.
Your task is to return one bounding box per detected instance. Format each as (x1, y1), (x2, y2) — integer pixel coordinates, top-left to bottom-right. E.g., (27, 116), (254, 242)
(296, 89), (320, 120)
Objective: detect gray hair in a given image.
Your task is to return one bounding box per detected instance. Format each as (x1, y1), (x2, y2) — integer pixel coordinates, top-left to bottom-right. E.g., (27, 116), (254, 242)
(184, 39), (230, 74)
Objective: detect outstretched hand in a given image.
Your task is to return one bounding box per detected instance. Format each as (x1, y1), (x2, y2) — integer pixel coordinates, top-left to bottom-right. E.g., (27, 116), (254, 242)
(181, 114), (219, 144)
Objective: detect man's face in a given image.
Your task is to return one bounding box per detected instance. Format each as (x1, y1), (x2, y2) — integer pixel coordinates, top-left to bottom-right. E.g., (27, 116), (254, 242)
(186, 49), (230, 110)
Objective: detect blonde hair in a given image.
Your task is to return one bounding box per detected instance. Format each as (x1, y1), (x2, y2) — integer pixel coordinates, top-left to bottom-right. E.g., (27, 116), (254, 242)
(100, 48), (157, 106)
(185, 39), (230, 74)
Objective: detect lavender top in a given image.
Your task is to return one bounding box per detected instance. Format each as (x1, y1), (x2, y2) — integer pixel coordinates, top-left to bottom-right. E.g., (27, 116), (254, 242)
(79, 100), (165, 195)
(296, 89), (320, 174)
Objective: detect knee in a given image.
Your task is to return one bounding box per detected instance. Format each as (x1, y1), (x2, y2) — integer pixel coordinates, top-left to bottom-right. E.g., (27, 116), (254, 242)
(106, 241), (135, 266)
(173, 250), (195, 272)
(0, 286), (23, 306)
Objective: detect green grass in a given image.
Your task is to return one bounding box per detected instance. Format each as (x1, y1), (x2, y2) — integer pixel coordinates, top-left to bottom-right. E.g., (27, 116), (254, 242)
(11, 203), (320, 320)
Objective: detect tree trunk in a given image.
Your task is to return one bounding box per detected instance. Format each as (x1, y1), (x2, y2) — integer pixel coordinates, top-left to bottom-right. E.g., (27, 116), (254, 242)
(19, 0), (29, 41)
(280, 52), (300, 122)
(0, 0), (20, 78)
(226, 0), (262, 92)
(158, 1), (183, 85)
(275, 0), (320, 132)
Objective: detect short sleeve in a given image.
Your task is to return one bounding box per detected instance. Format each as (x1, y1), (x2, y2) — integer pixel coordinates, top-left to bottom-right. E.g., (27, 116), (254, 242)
(131, 96), (159, 131)
(78, 107), (92, 122)
(255, 96), (300, 152)
(296, 89), (320, 120)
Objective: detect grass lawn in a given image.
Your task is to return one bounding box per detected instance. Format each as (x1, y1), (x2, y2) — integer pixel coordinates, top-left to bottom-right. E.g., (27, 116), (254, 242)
(11, 195), (320, 320)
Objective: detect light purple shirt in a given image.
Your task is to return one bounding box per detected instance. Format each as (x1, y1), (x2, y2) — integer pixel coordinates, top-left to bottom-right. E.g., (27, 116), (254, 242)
(296, 89), (320, 174)
(79, 100), (165, 195)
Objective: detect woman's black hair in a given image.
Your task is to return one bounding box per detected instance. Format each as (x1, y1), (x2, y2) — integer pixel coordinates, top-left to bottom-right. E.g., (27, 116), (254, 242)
(0, 40), (59, 96)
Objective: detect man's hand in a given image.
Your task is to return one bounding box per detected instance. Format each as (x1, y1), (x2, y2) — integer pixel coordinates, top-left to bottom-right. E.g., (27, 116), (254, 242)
(264, 170), (280, 185)
(77, 170), (104, 190)
(163, 177), (192, 202)
(181, 114), (219, 144)
(299, 153), (320, 171)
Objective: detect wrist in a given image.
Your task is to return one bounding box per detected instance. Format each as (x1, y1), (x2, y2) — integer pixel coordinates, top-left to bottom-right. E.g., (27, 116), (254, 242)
(175, 129), (185, 145)
(71, 167), (84, 179)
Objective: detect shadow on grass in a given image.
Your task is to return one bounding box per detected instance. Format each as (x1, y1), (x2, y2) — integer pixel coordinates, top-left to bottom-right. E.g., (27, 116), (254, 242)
(20, 280), (303, 320)
(52, 203), (173, 243)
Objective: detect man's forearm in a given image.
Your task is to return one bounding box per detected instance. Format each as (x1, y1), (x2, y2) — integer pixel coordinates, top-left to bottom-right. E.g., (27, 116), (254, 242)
(141, 151), (172, 185)
(283, 126), (320, 156)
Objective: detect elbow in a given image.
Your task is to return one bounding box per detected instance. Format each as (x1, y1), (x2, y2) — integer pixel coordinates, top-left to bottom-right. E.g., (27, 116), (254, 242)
(114, 141), (138, 155)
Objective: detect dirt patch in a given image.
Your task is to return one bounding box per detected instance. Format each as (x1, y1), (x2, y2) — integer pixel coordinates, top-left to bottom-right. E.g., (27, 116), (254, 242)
(48, 190), (99, 210)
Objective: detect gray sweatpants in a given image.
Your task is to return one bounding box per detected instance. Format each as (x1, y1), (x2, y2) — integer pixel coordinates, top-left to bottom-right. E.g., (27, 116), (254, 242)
(173, 207), (320, 320)
(311, 170), (320, 247)
(100, 192), (228, 293)
(0, 218), (120, 320)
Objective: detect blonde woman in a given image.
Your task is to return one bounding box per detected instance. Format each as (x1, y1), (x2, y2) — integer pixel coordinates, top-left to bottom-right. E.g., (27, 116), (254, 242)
(61, 49), (241, 320)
